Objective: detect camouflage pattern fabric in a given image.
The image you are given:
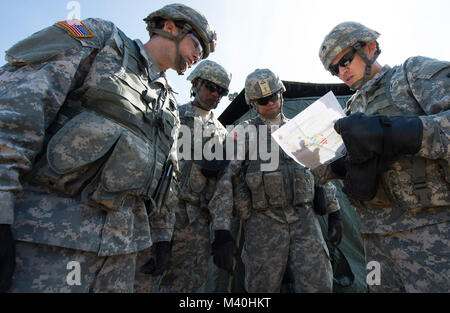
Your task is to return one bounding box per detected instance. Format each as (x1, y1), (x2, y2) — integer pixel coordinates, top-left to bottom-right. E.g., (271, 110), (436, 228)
(0, 18), (180, 292)
(323, 182), (340, 214)
(159, 211), (211, 292)
(144, 3), (216, 58)
(346, 57), (450, 293)
(9, 241), (136, 293)
(362, 222), (449, 292)
(316, 25), (450, 292)
(319, 21), (380, 70)
(345, 57), (450, 234)
(244, 69), (286, 103)
(187, 60), (232, 90)
(135, 102), (229, 293)
(242, 211), (332, 292)
(210, 114), (335, 292)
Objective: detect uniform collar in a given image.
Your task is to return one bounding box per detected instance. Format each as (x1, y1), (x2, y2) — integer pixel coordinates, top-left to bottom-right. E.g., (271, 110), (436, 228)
(185, 102), (214, 118)
(355, 65), (391, 97)
(135, 39), (178, 94)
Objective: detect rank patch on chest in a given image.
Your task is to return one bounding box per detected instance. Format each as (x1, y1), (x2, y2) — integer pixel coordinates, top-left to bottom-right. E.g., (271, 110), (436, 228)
(57, 20), (94, 38)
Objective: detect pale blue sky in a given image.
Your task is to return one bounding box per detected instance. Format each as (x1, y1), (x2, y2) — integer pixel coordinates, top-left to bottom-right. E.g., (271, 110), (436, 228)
(1, 0), (449, 116)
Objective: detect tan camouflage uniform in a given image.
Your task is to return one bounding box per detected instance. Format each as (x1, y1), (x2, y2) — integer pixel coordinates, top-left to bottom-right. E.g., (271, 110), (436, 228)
(0, 18), (180, 292)
(317, 22), (450, 292)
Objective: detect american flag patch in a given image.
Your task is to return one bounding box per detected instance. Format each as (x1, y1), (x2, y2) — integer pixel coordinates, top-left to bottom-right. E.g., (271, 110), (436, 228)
(57, 20), (94, 38)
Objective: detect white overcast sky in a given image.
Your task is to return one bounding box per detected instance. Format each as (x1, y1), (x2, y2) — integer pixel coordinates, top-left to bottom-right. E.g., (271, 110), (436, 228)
(1, 0), (449, 116)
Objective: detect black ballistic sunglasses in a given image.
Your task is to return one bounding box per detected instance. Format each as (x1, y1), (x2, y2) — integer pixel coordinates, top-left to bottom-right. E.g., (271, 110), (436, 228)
(329, 48), (357, 76)
(203, 80), (228, 97)
(254, 91), (282, 106)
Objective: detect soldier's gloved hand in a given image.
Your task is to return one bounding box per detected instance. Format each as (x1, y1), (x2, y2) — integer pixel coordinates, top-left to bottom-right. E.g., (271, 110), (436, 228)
(313, 185), (327, 216)
(0, 224), (16, 293)
(334, 113), (423, 163)
(211, 230), (238, 274)
(140, 241), (171, 277)
(328, 211), (343, 246)
(342, 157), (380, 201)
(330, 156), (347, 178)
(201, 159), (230, 178)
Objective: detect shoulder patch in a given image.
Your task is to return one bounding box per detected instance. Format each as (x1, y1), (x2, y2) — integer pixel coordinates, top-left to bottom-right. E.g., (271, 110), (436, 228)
(57, 20), (94, 38)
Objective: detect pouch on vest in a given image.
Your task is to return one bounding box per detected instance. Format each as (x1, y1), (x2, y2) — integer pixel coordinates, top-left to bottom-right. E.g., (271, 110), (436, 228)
(27, 111), (122, 196)
(245, 171), (267, 210)
(263, 171), (285, 208)
(38, 111), (156, 212)
(293, 168), (314, 206)
(84, 131), (155, 211)
(382, 157), (450, 209)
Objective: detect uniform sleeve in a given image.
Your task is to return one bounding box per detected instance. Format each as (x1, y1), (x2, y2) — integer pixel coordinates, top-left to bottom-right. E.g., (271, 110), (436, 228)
(150, 174), (177, 243)
(208, 159), (244, 231)
(323, 182), (340, 214)
(0, 21), (106, 224)
(403, 57), (450, 160)
(311, 163), (340, 185)
(405, 57), (450, 116)
(208, 123), (247, 231)
(168, 100), (181, 171)
(417, 110), (450, 160)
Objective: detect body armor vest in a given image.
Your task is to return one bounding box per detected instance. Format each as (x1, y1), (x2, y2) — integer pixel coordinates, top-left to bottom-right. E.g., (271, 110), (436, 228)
(25, 30), (178, 213)
(177, 104), (223, 209)
(243, 116), (314, 211)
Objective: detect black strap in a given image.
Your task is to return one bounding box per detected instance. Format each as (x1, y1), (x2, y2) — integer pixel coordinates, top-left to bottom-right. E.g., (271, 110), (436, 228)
(379, 115), (393, 157)
(412, 157), (432, 206)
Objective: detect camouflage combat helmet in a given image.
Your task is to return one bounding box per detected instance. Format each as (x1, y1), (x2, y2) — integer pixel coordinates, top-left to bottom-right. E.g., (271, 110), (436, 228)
(144, 3), (217, 61)
(245, 69), (285, 104)
(187, 60), (232, 91)
(319, 22), (381, 89)
(187, 60), (231, 110)
(319, 21), (380, 70)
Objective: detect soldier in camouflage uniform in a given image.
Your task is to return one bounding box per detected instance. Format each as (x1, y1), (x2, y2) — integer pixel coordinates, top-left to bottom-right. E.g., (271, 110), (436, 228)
(316, 21), (449, 292)
(0, 3), (217, 293)
(209, 69), (341, 293)
(135, 60), (233, 293)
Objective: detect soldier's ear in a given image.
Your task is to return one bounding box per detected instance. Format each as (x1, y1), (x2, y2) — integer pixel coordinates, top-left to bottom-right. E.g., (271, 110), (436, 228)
(163, 20), (178, 35)
(193, 78), (201, 89)
(366, 41), (378, 58)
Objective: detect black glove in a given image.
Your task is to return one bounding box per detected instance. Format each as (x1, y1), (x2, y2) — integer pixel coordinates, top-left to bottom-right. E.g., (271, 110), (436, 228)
(0, 224), (16, 293)
(330, 156), (347, 178)
(313, 185), (327, 216)
(334, 113), (423, 163)
(140, 241), (171, 276)
(342, 156), (381, 201)
(328, 211), (343, 246)
(201, 159), (230, 178)
(211, 230), (238, 274)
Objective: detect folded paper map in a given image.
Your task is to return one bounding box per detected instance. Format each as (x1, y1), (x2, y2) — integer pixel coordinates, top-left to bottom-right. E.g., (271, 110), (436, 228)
(272, 91), (346, 169)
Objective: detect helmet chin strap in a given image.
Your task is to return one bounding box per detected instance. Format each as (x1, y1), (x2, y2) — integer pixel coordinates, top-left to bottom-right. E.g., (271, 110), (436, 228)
(152, 24), (193, 75)
(350, 41), (381, 90)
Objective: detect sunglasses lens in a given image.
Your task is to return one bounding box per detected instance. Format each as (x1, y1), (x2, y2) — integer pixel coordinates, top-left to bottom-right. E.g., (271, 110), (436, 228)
(329, 64), (339, 76)
(204, 81), (227, 96)
(256, 91), (280, 106)
(329, 49), (356, 76)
